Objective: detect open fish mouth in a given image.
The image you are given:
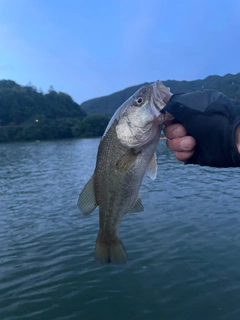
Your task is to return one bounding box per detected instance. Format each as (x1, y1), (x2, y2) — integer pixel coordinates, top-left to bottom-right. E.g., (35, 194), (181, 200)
(159, 109), (174, 122)
(151, 82), (166, 122)
(153, 99), (164, 112)
(151, 80), (169, 111)
(156, 110), (166, 123)
(151, 80), (175, 123)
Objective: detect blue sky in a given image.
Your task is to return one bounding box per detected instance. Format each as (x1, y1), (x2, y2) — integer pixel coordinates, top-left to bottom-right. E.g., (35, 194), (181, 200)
(0, 0), (239, 103)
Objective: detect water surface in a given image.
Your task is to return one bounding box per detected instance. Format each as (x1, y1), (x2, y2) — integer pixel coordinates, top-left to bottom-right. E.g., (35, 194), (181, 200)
(1, 139), (240, 320)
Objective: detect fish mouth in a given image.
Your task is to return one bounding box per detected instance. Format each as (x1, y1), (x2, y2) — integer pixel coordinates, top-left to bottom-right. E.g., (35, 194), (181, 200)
(158, 110), (174, 123)
(151, 80), (175, 123)
(153, 100), (162, 113)
(156, 111), (166, 123)
(152, 80), (171, 112)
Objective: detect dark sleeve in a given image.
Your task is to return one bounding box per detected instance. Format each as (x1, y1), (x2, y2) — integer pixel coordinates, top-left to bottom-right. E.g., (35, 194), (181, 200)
(169, 89), (225, 112)
(163, 90), (240, 167)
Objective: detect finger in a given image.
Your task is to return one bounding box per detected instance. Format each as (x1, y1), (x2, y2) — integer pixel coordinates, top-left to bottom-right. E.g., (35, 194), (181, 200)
(166, 136), (196, 152)
(163, 120), (174, 127)
(164, 124), (187, 139)
(163, 111), (175, 122)
(175, 150), (195, 162)
(235, 124), (240, 153)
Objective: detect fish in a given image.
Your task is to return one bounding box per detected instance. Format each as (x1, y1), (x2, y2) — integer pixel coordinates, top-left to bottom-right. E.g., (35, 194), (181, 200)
(78, 80), (172, 264)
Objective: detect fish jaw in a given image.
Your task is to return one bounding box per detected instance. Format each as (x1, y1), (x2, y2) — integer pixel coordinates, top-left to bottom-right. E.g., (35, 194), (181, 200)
(104, 81), (172, 139)
(152, 80), (172, 112)
(114, 80), (173, 148)
(150, 80), (174, 124)
(116, 101), (160, 148)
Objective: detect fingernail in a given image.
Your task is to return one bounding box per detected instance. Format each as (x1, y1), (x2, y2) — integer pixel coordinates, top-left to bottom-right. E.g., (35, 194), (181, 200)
(180, 138), (191, 150)
(172, 126), (181, 137)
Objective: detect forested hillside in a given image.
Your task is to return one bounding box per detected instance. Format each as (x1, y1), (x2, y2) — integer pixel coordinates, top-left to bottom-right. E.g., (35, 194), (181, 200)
(80, 73), (240, 116)
(0, 80), (109, 142)
(1, 73), (240, 143)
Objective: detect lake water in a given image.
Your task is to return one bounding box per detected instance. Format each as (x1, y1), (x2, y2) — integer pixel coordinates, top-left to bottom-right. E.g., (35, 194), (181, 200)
(1, 138), (240, 320)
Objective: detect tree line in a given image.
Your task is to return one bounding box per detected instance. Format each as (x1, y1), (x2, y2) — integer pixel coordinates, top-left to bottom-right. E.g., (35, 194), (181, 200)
(1, 73), (240, 143)
(0, 80), (109, 143)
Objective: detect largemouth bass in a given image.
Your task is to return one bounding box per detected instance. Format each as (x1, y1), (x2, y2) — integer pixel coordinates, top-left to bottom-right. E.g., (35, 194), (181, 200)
(78, 81), (172, 264)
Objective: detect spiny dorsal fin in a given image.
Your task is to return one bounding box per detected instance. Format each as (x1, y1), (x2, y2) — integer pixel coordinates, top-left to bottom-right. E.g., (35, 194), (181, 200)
(116, 149), (138, 172)
(147, 153), (158, 180)
(128, 197), (144, 213)
(77, 175), (98, 215)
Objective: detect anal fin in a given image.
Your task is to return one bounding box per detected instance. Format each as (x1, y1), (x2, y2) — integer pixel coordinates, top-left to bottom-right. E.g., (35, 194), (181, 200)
(77, 175), (98, 215)
(128, 197), (144, 213)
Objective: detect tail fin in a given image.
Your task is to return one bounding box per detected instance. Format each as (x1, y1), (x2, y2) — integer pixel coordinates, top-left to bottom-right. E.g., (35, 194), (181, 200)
(94, 233), (127, 264)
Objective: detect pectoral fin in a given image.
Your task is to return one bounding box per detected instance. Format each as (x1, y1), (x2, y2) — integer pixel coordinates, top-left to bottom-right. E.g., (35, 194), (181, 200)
(128, 197), (144, 213)
(147, 153), (158, 180)
(77, 175), (98, 215)
(116, 149), (138, 172)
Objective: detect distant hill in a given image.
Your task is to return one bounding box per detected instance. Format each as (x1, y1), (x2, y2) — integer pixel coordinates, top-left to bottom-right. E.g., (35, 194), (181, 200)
(1, 73), (240, 143)
(0, 80), (110, 142)
(0, 80), (86, 125)
(80, 82), (150, 117)
(80, 73), (240, 116)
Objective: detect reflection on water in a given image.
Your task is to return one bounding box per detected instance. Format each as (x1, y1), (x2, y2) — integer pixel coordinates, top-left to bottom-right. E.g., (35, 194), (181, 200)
(0, 139), (240, 320)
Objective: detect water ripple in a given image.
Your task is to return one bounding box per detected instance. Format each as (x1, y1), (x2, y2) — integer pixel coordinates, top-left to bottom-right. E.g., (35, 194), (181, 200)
(0, 139), (240, 320)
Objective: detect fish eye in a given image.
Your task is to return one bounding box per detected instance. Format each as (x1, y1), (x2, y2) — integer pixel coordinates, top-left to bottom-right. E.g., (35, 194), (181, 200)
(136, 97), (143, 105)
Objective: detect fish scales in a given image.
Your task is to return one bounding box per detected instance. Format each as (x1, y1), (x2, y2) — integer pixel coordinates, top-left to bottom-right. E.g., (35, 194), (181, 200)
(94, 119), (160, 236)
(78, 81), (173, 264)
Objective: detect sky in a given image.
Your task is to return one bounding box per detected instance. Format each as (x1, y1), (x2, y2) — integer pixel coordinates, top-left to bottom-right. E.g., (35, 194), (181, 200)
(0, 0), (240, 104)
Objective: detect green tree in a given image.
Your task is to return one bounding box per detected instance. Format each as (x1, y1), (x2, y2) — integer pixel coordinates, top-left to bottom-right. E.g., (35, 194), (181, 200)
(72, 115), (109, 138)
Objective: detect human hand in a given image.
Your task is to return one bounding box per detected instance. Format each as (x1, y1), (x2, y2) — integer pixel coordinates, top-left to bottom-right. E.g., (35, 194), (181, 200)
(162, 90), (240, 167)
(164, 123), (196, 162)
